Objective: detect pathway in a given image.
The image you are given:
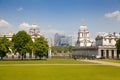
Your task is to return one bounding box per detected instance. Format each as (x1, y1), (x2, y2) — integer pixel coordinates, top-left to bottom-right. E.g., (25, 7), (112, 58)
(81, 60), (120, 67)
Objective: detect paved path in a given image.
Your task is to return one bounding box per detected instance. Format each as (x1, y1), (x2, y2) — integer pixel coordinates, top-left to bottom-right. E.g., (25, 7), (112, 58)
(81, 60), (120, 67)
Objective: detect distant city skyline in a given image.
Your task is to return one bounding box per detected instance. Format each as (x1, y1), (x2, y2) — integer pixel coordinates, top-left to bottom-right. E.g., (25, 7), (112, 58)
(0, 0), (120, 40)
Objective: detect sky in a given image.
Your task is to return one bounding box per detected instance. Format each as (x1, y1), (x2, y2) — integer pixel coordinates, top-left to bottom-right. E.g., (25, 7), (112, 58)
(0, 0), (120, 44)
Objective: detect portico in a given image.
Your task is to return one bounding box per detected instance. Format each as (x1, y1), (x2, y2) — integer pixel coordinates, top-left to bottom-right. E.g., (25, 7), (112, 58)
(98, 46), (119, 59)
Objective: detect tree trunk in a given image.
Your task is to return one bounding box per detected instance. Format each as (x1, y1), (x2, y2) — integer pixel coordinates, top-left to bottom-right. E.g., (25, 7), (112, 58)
(21, 54), (24, 60)
(39, 56), (41, 60)
(29, 51), (32, 59)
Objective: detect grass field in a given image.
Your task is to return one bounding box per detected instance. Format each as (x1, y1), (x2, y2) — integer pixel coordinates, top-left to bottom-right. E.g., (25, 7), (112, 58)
(0, 60), (120, 80)
(0, 59), (95, 64)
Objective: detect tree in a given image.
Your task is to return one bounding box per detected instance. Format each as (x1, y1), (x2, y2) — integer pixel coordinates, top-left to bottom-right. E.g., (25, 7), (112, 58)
(25, 40), (33, 59)
(115, 38), (120, 54)
(0, 36), (11, 60)
(12, 31), (33, 60)
(33, 36), (49, 59)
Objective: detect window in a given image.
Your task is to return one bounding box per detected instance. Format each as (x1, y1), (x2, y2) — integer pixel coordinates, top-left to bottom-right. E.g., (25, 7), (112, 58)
(104, 38), (106, 41)
(109, 39), (111, 43)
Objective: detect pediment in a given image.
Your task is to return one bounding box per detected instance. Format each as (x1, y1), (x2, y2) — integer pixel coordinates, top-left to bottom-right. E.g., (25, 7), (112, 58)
(104, 34), (116, 38)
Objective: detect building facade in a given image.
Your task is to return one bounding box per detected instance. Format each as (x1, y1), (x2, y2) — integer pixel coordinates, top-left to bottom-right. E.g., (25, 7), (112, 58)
(96, 32), (120, 59)
(72, 23), (120, 59)
(0, 32), (14, 41)
(76, 22), (92, 47)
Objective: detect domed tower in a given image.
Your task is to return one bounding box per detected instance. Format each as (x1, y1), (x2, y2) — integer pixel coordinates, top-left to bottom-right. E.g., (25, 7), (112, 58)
(29, 21), (41, 41)
(76, 21), (91, 47)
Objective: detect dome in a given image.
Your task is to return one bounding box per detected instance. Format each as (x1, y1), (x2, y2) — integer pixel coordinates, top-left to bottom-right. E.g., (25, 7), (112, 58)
(79, 21), (88, 31)
(80, 25), (87, 29)
(79, 25), (88, 31)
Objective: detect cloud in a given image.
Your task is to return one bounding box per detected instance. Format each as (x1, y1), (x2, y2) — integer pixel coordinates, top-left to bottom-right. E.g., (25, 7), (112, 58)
(105, 10), (120, 21)
(17, 7), (23, 11)
(0, 19), (11, 27)
(19, 22), (31, 28)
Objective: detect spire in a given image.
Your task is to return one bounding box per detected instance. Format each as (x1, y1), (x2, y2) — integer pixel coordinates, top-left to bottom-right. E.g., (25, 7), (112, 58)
(80, 20), (87, 30)
(82, 20), (85, 26)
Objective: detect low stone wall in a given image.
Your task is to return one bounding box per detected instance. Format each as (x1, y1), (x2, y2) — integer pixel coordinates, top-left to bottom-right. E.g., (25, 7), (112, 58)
(72, 47), (98, 59)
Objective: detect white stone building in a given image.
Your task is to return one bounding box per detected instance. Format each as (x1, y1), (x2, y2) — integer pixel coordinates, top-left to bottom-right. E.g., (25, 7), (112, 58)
(76, 22), (92, 47)
(96, 32), (120, 59)
(0, 32), (14, 41)
(72, 22), (120, 59)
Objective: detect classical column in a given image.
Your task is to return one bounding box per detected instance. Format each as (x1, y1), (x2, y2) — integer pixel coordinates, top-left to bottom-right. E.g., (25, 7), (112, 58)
(109, 50), (112, 59)
(114, 49), (117, 59)
(104, 49), (106, 58)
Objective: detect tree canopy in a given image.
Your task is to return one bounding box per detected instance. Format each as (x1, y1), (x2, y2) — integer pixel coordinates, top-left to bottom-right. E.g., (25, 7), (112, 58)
(12, 30), (33, 60)
(33, 36), (49, 59)
(0, 36), (11, 59)
(115, 38), (120, 54)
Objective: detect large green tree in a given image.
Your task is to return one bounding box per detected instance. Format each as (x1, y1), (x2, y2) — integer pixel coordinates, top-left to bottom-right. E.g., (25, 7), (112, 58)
(12, 31), (33, 60)
(115, 38), (120, 54)
(0, 36), (11, 60)
(25, 40), (33, 59)
(33, 36), (49, 59)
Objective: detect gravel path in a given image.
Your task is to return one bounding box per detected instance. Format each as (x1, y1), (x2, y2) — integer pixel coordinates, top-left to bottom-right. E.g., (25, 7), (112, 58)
(81, 60), (120, 67)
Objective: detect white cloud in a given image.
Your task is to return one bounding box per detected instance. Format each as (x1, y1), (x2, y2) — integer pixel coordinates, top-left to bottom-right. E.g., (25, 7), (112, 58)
(0, 19), (11, 27)
(17, 7), (23, 11)
(105, 10), (120, 21)
(19, 22), (31, 28)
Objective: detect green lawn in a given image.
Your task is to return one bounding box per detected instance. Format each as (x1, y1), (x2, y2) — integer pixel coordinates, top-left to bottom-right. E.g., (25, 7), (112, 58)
(0, 65), (120, 80)
(0, 59), (95, 64)
(0, 60), (120, 80)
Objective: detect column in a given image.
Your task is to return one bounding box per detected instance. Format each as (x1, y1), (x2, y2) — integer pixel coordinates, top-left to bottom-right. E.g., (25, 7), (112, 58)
(109, 50), (112, 59)
(114, 49), (117, 59)
(104, 49), (106, 58)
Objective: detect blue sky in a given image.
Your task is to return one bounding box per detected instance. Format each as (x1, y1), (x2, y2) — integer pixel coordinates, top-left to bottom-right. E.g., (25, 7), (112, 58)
(0, 0), (120, 40)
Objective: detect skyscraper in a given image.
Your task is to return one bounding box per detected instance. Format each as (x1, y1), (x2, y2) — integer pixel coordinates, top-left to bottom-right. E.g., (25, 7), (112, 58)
(54, 33), (72, 46)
